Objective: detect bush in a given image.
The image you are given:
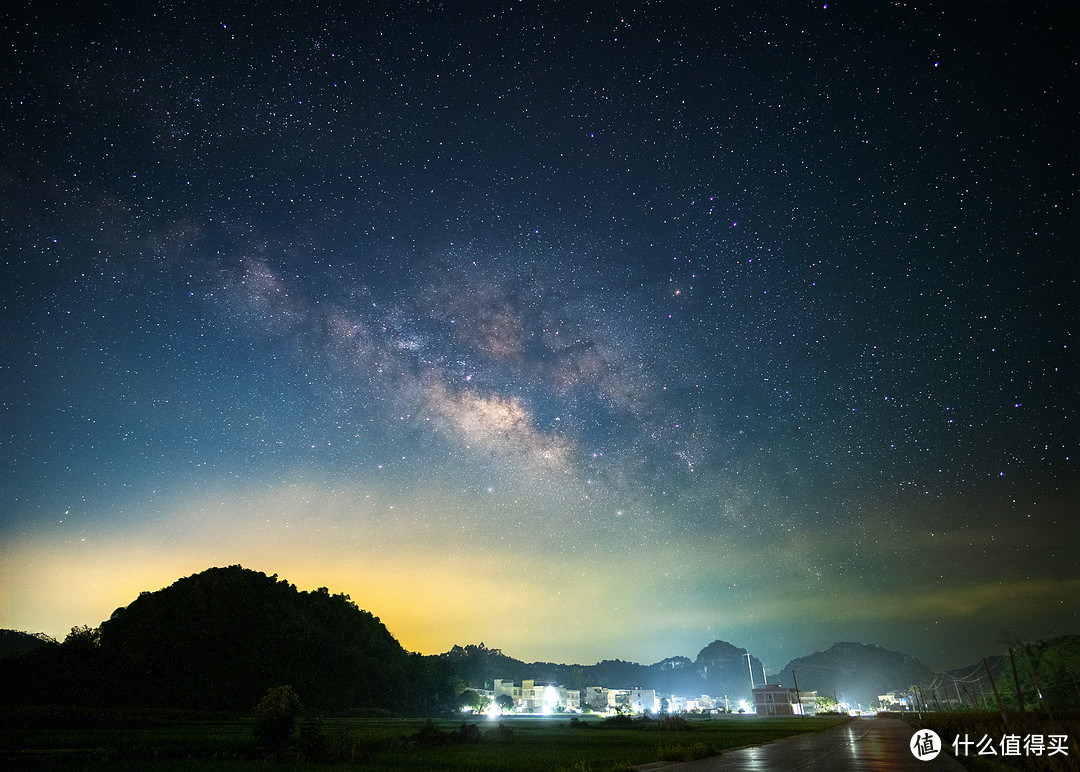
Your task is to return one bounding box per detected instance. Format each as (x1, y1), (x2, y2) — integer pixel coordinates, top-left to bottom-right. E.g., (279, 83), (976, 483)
(298, 717), (329, 761)
(658, 714), (692, 732)
(401, 719), (482, 747)
(336, 733), (388, 763)
(402, 719), (449, 746)
(253, 685), (301, 752)
(485, 722), (514, 739)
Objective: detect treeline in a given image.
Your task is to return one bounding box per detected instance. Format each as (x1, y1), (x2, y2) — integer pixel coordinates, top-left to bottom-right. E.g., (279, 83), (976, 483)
(3, 566), (1075, 719)
(0, 566), (463, 715)
(986, 636), (1080, 714)
(438, 643), (659, 694)
(0, 567), (766, 715)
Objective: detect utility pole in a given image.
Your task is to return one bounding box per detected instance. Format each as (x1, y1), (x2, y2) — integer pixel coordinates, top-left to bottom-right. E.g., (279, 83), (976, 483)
(982, 658), (1007, 725)
(745, 653), (756, 691)
(792, 670), (805, 719)
(1008, 647), (1026, 714)
(1018, 641), (1053, 720)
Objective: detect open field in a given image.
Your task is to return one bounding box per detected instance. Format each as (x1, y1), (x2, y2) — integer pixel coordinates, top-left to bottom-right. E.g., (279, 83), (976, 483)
(1, 710), (851, 770)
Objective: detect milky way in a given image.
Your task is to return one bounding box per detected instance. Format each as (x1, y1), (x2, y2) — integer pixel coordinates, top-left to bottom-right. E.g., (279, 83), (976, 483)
(1, 1), (1075, 671)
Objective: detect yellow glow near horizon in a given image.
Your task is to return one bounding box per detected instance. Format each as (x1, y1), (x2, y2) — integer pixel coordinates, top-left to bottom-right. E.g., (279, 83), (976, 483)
(3, 480), (1075, 669)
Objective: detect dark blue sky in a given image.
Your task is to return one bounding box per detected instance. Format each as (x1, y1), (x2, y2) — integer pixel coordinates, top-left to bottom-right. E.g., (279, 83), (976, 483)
(1, 1), (1075, 671)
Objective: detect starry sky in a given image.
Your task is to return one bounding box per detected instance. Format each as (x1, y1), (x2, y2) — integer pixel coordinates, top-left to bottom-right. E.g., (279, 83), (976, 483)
(1, 1), (1076, 674)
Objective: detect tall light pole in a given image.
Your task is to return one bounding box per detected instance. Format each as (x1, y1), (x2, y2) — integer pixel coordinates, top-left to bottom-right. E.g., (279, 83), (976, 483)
(745, 653), (756, 690)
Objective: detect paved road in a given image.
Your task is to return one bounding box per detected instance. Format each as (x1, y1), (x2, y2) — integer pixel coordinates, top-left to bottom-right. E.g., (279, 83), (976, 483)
(638, 717), (967, 771)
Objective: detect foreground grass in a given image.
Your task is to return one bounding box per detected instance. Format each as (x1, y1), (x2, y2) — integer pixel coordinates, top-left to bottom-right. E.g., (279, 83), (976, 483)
(2, 711), (851, 771)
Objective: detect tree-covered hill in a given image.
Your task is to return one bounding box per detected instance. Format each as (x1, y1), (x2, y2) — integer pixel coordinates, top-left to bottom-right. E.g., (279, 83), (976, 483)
(692, 639), (764, 701)
(0, 566), (411, 713)
(978, 635), (1080, 713)
(0, 629), (56, 660)
(771, 642), (937, 707)
(7, 565), (1068, 717)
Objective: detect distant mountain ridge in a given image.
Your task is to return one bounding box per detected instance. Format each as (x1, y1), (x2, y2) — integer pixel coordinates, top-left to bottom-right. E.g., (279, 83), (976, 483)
(2, 566), (1072, 714)
(768, 642), (937, 707)
(435, 639), (930, 707)
(436, 640), (764, 703)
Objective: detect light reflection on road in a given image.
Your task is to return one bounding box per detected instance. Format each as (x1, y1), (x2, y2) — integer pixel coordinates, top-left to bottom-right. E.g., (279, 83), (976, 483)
(640, 716), (967, 771)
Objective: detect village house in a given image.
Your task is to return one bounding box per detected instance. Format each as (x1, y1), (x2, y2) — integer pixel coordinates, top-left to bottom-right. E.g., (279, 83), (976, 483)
(630, 687), (659, 714)
(486, 679), (729, 717)
(683, 694), (722, 713)
(492, 679), (580, 713)
(751, 684), (804, 716)
(799, 690), (819, 716)
(877, 691), (911, 711)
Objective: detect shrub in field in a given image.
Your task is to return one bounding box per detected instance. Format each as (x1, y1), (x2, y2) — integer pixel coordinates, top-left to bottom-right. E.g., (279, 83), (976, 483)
(484, 722), (514, 739)
(338, 734), (389, 763)
(298, 717), (329, 761)
(402, 719), (450, 746)
(253, 685), (301, 752)
(401, 719), (482, 746)
(456, 722), (482, 744)
(657, 714), (692, 732)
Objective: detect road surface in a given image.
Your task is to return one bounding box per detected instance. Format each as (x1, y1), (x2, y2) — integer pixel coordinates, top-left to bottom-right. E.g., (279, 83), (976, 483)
(638, 716), (967, 771)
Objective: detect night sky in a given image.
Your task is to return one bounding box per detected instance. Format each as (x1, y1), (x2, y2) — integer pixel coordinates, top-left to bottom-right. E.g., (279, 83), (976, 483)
(1, 1), (1076, 674)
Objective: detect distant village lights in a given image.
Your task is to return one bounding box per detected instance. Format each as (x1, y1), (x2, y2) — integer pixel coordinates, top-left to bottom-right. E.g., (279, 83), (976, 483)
(464, 678), (829, 719)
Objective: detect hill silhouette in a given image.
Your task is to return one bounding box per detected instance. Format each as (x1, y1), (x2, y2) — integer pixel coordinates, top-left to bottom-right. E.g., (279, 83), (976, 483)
(1, 566), (411, 712)
(770, 642), (937, 707)
(5, 566), (1072, 716)
(0, 629), (56, 660)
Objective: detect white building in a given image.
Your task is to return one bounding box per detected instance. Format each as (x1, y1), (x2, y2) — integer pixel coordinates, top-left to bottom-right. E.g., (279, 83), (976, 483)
(752, 684), (804, 716)
(584, 686), (614, 711)
(492, 679), (580, 713)
(878, 692), (910, 711)
(684, 694), (720, 713)
(631, 687), (659, 714)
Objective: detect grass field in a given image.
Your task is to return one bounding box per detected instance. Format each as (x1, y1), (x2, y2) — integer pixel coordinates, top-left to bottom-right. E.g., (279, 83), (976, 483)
(2, 711), (852, 770)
